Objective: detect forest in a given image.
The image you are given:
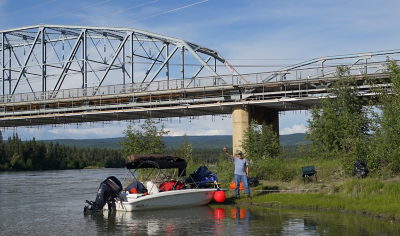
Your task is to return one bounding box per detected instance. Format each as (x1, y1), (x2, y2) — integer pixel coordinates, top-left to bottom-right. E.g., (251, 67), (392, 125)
(0, 132), (125, 171)
(0, 130), (303, 171)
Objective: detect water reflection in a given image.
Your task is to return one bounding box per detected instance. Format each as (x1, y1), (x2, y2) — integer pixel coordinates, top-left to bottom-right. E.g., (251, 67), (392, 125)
(214, 208), (225, 220)
(83, 205), (400, 236)
(231, 207), (250, 235)
(84, 206), (254, 235)
(84, 206), (217, 235)
(304, 217), (318, 232)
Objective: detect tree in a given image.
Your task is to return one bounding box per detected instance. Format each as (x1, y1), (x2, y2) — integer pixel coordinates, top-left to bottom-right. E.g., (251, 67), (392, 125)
(175, 133), (200, 174)
(368, 60), (400, 173)
(177, 134), (193, 162)
(241, 120), (280, 160)
(306, 66), (370, 168)
(0, 131), (5, 170)
(119, 118), (170, 158)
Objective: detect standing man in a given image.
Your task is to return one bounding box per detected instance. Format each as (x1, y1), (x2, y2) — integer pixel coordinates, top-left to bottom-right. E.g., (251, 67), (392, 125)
(223, 146), (251, 200)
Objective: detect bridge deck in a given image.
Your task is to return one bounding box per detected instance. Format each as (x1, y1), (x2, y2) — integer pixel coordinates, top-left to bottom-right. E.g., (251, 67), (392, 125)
(0, 73), (389, 127)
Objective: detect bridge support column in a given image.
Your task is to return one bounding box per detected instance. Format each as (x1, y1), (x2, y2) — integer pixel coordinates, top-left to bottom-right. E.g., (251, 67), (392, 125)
(232, 105), (279, 153)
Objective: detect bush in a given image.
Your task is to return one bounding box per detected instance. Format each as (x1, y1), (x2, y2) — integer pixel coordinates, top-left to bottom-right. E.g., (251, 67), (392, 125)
(212, 156), (234, 187)
(250, 158), (297, 181)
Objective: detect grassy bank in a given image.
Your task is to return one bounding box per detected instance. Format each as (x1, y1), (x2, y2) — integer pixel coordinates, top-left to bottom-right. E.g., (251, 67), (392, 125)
(208, 156), (400, 221)
(219, 178), (400, 221)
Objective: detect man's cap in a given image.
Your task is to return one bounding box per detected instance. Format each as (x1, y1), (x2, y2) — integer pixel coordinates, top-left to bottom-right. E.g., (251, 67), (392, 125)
(237, 150), (242, 155)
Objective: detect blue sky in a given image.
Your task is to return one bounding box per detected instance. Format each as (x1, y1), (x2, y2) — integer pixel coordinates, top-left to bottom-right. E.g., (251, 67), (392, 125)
(1, 0), (399, 140)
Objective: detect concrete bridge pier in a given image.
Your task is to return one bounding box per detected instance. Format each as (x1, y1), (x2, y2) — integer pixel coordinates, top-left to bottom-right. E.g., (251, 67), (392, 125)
(232, 105), (279, 153)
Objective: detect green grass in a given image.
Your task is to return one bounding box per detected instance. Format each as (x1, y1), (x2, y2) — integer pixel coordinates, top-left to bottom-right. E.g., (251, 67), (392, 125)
(225, 178), (400, 221)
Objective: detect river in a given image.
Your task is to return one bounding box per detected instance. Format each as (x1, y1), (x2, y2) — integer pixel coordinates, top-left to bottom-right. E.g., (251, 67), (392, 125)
(1, 169), (399, 235)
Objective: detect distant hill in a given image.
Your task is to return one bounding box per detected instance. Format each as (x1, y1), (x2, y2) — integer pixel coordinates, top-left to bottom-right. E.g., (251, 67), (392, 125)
(42, 138), (123, 149)
(279, 133), (310, 146)
(40, 133), (308, 150)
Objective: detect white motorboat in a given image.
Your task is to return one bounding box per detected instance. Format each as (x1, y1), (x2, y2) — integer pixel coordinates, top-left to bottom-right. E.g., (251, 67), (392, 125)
(84, 154), (221, 212)
(115, 188), (216, 211)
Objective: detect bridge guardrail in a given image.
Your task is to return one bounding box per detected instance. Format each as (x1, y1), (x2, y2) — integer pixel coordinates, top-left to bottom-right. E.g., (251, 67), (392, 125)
(0, 59), (395, 105)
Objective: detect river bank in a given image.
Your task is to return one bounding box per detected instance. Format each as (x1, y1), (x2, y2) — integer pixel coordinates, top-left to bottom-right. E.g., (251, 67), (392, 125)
(217, 177), (400, 222)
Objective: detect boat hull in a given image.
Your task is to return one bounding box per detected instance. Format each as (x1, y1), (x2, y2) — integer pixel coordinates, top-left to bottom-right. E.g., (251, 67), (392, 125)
(114, 189), (217, 212)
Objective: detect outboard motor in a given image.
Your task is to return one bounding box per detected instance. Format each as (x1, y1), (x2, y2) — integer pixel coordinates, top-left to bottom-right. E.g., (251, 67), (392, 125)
(84, 176), (123, 213)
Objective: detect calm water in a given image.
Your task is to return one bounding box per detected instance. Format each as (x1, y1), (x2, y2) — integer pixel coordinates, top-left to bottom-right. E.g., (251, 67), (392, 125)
(1, 169), (400, 236)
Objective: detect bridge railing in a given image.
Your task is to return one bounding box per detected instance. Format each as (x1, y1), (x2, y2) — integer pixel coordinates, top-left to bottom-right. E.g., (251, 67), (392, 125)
(0, 74), (248, 103)
(0, 59), (394, 104)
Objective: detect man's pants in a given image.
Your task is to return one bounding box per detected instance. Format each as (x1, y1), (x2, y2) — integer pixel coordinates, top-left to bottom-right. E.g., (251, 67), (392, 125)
(234, 174), (250, 197)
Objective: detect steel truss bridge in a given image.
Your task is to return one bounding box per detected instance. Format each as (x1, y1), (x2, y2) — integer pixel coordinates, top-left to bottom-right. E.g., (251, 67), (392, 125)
(0, 24), (397, 128)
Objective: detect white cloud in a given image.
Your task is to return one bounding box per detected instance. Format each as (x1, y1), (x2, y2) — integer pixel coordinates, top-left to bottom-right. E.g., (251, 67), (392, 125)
(48, 125), (126, 137)
(280, 124), (307, 135)
(164, 116), (232, 136)
(168, 128), (228, 136)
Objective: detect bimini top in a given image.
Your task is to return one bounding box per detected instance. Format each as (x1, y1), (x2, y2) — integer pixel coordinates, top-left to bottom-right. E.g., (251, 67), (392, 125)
(125, 154), (187, 170)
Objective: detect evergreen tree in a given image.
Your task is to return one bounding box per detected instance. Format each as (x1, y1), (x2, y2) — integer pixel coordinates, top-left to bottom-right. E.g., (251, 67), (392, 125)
(176, 134), (193, 162)
(0, 133), (125, 171)
(0, 131), (5, 170)
(241, 120), (281, 160)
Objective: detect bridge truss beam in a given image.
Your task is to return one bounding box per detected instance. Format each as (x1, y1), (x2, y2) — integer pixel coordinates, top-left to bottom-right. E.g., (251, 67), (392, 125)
(0, 24), (234, 98)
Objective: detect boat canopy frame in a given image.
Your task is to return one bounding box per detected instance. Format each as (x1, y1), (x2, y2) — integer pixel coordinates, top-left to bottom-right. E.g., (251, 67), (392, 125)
(121, 155), (188, 188)
(126, 158), (187, 170)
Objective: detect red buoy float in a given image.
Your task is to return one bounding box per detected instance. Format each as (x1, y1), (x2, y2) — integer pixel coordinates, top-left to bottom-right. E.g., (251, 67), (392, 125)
(214, 190), (226, 203)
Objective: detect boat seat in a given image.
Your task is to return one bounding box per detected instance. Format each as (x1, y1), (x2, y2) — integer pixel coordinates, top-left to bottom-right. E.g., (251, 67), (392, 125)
(145, 181), (159, 195)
